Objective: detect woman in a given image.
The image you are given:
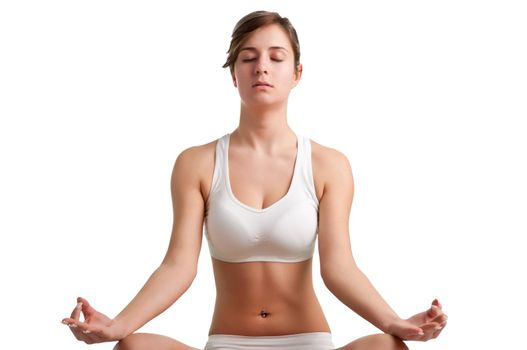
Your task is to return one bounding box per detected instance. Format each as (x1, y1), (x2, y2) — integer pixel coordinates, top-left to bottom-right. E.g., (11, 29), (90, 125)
(62, 10), (448, 350)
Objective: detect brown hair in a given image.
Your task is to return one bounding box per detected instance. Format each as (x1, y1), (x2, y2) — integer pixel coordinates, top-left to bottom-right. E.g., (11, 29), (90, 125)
(222, 10), (301, 76)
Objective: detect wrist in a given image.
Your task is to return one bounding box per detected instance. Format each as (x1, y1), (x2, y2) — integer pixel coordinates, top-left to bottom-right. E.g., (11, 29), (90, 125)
(381, 315), (402, 335)
(111, 316), (132, 340)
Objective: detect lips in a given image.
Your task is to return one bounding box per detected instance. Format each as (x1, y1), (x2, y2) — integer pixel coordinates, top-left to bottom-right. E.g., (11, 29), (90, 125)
(253, 82), (273, 87)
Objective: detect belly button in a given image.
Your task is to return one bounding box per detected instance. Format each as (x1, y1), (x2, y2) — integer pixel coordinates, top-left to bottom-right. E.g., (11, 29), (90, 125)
(259, 309), (270, 318)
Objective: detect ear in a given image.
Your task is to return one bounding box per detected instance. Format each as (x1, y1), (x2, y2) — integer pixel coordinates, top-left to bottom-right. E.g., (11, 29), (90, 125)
(292, 63), (303, 88)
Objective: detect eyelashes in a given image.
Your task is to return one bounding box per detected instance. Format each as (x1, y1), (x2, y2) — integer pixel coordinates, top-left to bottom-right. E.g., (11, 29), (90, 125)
(242, 58), (283, 62)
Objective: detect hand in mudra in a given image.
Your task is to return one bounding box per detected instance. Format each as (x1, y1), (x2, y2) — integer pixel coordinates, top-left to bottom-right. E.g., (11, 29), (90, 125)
(61, 297), (125, 344)
(387, 299), (448, 342)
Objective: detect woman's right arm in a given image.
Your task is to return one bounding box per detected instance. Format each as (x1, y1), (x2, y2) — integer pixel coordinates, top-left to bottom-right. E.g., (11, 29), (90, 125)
(113, 147), (205, 336)
(63, 147), (206, 342)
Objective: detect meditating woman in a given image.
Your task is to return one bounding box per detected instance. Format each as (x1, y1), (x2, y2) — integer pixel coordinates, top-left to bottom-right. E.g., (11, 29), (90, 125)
(62, 10), (448, 350)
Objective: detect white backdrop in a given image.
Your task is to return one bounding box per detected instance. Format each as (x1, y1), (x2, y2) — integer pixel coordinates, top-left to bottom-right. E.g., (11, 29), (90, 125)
(1, 1), (525, 349)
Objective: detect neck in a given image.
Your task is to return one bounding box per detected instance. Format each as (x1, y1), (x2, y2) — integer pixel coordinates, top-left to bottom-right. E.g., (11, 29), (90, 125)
(232, 103), (295, 152)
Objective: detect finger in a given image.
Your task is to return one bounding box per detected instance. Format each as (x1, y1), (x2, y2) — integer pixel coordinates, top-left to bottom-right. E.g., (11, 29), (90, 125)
(408, 328), (425, 338)
(420, 321), (442, 335)
(427, 304), (442, 321)
(62, 317), (81, 329)
(70, 301), (83, 320)
(394, 323), (424, 340)
(432, 328), (443, 339)
(432, 298), (442, 309)
(63, 317), (108, 343)
(62, 319), (90, 331)
(77, 296), (97, 318)
(61, 319), (81, 340)
(432, 322), (446, 339)
(400, 325), (424, 339)
(431, 313), (447, 324)
(410, 322), (441, 342)
(61, 318), (91, 342)
(431, 304), (439, 315)
(437, 319), (447, 331)
(429, 308), (445, 322)
(407, 329), (429, 342)
(407, 333), (424, 341)
(71, 320), (100, 341)
(421, 321), (441, 329)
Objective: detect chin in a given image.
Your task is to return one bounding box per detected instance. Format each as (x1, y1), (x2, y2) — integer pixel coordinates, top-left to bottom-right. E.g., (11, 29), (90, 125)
(241, 93), (286, 104)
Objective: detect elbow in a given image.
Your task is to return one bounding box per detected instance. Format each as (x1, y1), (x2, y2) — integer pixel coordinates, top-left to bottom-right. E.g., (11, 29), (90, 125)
(320, 266), (336, 289)
(189, 267), (198, 284)
(321, 270), (338, 290)
(183, 264), (198, 285)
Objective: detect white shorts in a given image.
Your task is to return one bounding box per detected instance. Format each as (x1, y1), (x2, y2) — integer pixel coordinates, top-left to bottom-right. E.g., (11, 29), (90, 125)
(203, 331), (335, 350)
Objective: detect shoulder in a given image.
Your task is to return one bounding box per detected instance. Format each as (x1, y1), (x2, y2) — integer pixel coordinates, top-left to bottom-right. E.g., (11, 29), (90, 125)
(309, 138), (354, 198)
(171, 137), (218, 186)
(174, 138), (217, 167)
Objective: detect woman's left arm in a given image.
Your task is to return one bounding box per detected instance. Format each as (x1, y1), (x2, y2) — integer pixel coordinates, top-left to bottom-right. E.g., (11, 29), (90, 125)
(316, 148), (447, 341)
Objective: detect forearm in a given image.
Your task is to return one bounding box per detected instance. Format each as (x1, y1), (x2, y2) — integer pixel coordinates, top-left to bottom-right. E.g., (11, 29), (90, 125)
(322, 266), (400, 333)
(113, 263), (196, 336)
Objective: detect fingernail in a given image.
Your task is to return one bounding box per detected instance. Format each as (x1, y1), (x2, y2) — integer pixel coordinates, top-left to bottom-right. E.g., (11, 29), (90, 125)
(82, 330), (91, 334)
(76, 302), (83, 309)
(61, 320), (68, 325)
(69, 324), (78, 328)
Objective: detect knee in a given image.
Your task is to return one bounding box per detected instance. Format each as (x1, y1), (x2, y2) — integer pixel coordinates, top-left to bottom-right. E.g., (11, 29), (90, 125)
(363, 334), (409, 350)
(113, 333), (143, 350)
(385, 334), (409, 350)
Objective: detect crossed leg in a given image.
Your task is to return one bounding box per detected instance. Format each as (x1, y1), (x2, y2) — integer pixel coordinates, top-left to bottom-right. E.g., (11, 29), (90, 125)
(335, 333), (409, 350)
(113, 333), (200, 350)
(113, 332), (408, 350)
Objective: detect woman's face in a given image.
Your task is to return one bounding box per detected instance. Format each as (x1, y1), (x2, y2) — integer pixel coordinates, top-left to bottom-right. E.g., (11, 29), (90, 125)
(232, 23), (302, 107)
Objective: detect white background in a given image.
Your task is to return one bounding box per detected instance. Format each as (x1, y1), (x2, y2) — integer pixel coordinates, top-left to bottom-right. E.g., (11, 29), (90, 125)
(1, 1), (525, 349)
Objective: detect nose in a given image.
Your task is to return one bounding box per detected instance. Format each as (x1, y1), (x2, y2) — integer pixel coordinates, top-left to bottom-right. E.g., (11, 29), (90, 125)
(254, 58), (268, 75)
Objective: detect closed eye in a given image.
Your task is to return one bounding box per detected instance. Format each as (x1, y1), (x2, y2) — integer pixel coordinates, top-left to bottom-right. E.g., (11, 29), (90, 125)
(242, 58), (283, 62)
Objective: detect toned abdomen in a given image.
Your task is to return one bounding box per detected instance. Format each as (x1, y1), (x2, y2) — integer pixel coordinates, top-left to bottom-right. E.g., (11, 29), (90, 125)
(207, 257), (332, 336)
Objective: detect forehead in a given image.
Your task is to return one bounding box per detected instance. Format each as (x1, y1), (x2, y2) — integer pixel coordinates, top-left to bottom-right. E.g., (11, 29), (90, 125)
(239, 24), (291, 52)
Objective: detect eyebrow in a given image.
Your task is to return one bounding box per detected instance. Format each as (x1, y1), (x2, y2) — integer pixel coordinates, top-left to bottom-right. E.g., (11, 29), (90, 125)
(239, 46), (288, 53)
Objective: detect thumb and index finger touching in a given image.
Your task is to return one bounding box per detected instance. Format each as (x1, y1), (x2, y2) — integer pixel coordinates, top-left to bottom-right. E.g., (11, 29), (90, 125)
(423, 298), (447, 329)
(62, 296), (96, 326)
(76, 296), (96, 316)
(428, 298), (447, 320)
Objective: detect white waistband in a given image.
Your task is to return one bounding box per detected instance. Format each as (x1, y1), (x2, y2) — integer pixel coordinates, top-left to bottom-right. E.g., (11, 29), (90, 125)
(204, 331), (334, 350)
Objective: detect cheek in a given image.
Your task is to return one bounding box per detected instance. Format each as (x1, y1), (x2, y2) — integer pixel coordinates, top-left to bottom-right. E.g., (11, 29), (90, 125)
(235, 66), (254, 80)
(276, 62), (296, 77)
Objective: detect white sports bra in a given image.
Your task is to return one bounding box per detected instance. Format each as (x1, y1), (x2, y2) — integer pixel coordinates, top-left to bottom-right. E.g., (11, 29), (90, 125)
(203, 132), (319, 263)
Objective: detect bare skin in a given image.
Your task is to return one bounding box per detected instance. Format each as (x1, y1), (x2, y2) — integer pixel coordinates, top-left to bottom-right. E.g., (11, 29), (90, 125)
(62, 22), (448, 349)
(205, 133), (331, 336)
(62, 139), (446, 349)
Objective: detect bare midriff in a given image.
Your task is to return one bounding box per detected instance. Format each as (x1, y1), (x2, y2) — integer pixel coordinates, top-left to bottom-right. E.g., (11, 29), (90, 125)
(207, 257), (332, 336)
